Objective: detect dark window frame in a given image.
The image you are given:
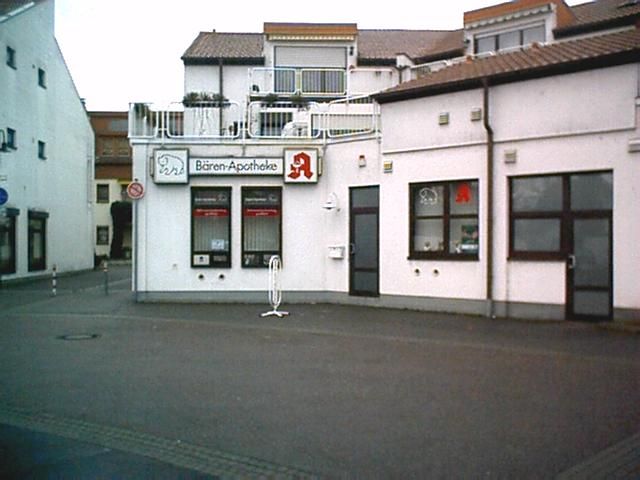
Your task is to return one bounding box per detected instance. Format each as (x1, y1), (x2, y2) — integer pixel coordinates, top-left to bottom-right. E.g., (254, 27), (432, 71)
(37, 140), (47, 159)
(191, 187), (232, 269)
(38, 67), (46, 88)
(6, 127), (16, 149)
(409, 179), (480, 261)
(508, 171), (613, 260)
(6, 46), (16, 69)
(241, 186), (282, 268)
(0, 209), (19, 275)
(96, 184), (110, 203)
(28, 211), (48, 272)
(96, 225), (109, 246)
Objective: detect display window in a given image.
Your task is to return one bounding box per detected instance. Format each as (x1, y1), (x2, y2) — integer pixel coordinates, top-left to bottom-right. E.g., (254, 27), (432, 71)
(242, 187), (282, 268)
(191, 187), (231, 268)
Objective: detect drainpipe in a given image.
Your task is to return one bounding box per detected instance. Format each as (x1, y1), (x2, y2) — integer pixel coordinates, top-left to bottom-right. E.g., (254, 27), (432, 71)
(483, 78), (495, 319)
(219, 58), (224, 135)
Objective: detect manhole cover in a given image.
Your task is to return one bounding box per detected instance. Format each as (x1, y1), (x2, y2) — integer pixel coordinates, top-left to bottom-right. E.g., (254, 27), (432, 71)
(57, 334), (101, 341)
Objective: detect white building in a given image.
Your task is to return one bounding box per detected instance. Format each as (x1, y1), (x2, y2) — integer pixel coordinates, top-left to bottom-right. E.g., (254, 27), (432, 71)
(129, 0), (640, 323)
(0, 0), (94, 280)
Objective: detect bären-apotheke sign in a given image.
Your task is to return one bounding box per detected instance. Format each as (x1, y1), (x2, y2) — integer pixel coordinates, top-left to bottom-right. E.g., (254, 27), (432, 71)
(190, 157), (283, 176)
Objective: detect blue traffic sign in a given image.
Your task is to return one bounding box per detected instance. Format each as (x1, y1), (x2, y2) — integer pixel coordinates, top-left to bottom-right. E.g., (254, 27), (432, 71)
(0, 187), (8, 206)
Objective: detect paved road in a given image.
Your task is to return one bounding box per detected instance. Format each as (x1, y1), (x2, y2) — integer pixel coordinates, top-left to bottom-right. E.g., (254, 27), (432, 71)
(0, 266), (639, 478)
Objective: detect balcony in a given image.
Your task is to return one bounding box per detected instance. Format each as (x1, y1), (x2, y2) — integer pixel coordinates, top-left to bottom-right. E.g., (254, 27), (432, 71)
(128, 97), (380, 142)
(249, 68), (346, 97)
(248, 67), (397, 98)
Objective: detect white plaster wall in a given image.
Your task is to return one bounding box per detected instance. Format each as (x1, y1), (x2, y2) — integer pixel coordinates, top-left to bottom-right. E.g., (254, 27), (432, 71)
(184, 65), (219, 95)
(491, 66), (636, 141)
(381, 90), (486, 152)
(0, 0), (94, 278)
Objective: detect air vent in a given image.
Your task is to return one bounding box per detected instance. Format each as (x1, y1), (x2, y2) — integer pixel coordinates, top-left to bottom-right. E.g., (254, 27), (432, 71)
(439, 112), (450, 125)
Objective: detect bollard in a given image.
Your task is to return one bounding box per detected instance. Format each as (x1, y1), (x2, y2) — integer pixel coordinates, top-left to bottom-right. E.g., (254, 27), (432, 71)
(103, 260), (109, 296)
(51, 264), (57, 297)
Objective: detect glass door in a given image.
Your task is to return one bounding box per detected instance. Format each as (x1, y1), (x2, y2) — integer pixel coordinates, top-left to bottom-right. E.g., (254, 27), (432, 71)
(349, 186), (379, 297)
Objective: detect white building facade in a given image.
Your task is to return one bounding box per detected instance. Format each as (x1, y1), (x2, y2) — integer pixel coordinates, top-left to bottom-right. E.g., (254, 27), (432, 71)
(0, 0), (95, 280)
(129, 1), (640, 323)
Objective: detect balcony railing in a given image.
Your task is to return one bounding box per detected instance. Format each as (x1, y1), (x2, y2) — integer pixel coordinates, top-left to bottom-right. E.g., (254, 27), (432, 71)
(249, 68), (347, 97)
(128, 99), (380, 141)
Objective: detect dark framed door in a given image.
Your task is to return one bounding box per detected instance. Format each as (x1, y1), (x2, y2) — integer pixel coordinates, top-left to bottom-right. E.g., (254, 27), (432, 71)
(567, 215), (612, 321)
(349, 186), (379, 297)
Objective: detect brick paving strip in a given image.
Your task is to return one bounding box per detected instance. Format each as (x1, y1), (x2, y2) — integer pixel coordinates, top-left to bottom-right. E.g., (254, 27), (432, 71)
(0, 403), (318, 479)
(557, 431), (640, 479)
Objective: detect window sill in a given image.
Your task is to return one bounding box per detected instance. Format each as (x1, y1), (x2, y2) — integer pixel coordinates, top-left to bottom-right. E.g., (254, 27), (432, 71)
(408, 254), (479, 262)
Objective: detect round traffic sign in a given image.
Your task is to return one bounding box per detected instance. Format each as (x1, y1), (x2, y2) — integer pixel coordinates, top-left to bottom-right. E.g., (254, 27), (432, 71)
(127, 181), (144, 200)
(0, 187), (8, 206)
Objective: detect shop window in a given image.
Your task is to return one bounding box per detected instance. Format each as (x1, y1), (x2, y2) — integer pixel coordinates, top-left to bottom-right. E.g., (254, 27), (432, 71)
(6, 46), (16, 69)
(96, 184), (109, 203)
(96, 226), (109, 245)
(409, 180), (479, 260)
(28, 211), (47, 272)
(191, 187), (231, 268)
(0, 209), (18, 274)
(242, 187), (281, 267)
(509, 171), (612, 259)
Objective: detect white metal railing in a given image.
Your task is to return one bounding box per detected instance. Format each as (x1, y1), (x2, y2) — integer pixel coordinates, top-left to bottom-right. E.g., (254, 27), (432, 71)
(129, 98), (379, 141)
(249, 67), (346, 96)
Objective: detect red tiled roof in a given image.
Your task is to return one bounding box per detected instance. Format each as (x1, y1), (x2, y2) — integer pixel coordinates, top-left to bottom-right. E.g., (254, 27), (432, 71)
(357, 30), (465, 64)
(182, 32), (264, 63)
(558, 0), (640, 34)
(374, 27), (640, 103)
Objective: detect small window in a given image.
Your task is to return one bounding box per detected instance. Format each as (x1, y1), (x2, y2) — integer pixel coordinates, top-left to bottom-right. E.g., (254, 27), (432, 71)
(38, 68), (46, 88)
(475, 36), (496, 54)
(192, 187), (231, 268)
(28, 212), (48, 272)
(242, 187), (282, 267)
(410, 180), (479, 259)
(6, 128), (16, 149)
(38, 141), (46, 159)
(523, 25), (545, 45)
(96, 226), (110, 245)
(96, 184), (110, 203)
(6, 46), (16, 69)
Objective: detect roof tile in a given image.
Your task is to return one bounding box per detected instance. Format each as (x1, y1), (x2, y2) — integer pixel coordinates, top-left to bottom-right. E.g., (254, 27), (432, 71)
(375, 28), (640, 102)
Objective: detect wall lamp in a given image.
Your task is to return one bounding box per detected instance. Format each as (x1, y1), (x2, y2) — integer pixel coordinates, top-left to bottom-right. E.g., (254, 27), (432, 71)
(322, 192), (340, 211)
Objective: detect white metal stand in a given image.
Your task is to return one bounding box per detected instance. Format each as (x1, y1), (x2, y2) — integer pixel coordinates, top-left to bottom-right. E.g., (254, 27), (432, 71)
(261, 255), (289, 318)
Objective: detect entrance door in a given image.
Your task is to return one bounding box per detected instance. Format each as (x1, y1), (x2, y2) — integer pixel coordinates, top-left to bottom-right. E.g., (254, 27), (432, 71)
(567, 217), (612, 321)
(349, 186), (379, 297)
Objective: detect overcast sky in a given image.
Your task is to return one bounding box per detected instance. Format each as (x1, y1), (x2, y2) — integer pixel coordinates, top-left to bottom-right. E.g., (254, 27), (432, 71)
(54, 0), (585, 111)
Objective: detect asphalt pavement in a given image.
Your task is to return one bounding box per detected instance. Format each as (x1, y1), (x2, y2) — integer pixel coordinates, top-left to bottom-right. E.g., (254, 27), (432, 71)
(0, 265), (639, 478)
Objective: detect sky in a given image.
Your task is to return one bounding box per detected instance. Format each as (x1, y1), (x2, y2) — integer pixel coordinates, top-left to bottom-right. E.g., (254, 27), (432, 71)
(54, 0), (584, 112)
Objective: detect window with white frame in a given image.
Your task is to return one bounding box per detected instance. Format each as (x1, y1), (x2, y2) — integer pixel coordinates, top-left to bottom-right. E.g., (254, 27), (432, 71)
(475, 24), (545, 54)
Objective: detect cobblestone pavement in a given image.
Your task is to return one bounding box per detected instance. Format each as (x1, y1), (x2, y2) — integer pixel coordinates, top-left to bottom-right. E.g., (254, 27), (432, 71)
(0, 266), (639, 478)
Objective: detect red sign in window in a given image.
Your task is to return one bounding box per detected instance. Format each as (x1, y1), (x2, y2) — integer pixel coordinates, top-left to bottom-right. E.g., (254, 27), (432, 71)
(243, 208), (280, 217)
(193, 208), (229, 217)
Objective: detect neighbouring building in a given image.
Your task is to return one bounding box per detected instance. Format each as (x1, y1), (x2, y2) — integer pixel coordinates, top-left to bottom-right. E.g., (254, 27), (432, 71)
(89, 111), (132, 262)
(128, 0), (640, 323)
(0, 0), (94, 280)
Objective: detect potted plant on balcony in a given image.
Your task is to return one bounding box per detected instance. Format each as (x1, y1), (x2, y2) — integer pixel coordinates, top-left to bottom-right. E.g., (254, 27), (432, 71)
(262, 93), (279, 106)
(289, 93), (308, 109)
(182, 92), (229, 108)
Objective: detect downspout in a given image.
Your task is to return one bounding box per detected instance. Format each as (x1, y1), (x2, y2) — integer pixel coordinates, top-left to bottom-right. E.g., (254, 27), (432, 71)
(483, 78), (495, 318)
(219, 58), (224, 135)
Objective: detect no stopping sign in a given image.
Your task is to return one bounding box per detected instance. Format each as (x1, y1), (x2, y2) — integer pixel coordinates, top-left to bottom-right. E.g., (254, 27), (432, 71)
(127, 181), (144, 200)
